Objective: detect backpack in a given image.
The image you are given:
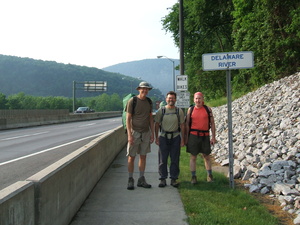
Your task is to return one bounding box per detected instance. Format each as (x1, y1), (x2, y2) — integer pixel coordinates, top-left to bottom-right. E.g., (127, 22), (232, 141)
(160, 106), (181, 132)
(122, 94), (152, 133)
(187, 105), (211, 134)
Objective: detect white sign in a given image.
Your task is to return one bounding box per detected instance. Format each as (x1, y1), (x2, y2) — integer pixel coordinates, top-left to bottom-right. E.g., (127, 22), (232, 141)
(202, 51), (254, 71)
(84, 81), (107, 91)
(176, 91), (190, 108)
(176, 75), (188, 91)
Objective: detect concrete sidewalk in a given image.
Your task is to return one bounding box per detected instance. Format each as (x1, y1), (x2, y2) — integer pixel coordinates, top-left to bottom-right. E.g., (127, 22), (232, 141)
(69, 142), (188, 225)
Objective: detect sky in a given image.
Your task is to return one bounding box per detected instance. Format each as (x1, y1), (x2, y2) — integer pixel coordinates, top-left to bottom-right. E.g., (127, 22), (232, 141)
(0, 0), (179, 69)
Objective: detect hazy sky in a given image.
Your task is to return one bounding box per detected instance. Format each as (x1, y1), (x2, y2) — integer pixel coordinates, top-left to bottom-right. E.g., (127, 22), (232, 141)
(0, 0), (179, 69)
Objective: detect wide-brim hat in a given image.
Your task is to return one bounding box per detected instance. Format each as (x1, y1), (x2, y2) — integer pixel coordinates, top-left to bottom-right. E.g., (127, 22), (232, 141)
(136, 81), (152, 90)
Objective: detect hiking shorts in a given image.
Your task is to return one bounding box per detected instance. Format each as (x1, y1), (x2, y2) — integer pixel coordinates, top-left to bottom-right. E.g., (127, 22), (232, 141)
(126, 130), (151, 157)
(186, 134), (211, 156)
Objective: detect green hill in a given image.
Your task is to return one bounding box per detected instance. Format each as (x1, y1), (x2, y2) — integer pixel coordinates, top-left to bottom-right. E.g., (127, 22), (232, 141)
(0, 54), (163, 98)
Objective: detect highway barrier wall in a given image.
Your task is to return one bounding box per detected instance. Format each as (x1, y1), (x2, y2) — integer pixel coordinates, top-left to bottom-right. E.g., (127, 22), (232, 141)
(0, 109), (122, 130)
(0, 125), (127, 225)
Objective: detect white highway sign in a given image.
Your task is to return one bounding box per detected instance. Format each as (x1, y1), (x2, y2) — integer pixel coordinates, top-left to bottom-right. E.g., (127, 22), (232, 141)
(176, 91), (190, 108)
(176, 75), (188, 91)
(202, 51), (254, 71)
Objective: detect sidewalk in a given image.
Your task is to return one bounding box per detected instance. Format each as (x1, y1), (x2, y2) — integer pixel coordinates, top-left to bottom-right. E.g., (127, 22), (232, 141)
(69, 142), (188, 225)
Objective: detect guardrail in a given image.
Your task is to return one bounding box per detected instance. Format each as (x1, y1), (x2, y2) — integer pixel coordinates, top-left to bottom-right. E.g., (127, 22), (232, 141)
(0, 110), (122, 130)
(0, 125), (127, 225)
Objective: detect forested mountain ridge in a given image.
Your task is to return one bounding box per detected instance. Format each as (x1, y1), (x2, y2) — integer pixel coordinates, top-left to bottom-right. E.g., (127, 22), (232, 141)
(0, 54), (164, 98)
(103, 58), (180, 95)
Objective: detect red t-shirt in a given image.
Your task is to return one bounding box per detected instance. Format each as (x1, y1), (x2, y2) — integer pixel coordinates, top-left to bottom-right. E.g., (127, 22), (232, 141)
(190, 106), (209, 136)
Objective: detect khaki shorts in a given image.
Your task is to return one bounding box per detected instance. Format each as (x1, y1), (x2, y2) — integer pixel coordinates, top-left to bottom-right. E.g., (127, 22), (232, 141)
(186, 134), (211, 156)
(126, 130), (151, 157)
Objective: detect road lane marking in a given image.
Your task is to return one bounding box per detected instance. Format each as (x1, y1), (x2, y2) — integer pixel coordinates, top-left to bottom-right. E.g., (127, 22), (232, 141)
(78, 123), (96, 127)
(1, 132), (49, 141)
(0, 131), (109, 166)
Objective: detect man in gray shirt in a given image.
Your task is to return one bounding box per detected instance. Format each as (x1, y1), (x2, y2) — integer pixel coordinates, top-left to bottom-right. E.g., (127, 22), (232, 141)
(154, 91), (185, 188)
(126, 82), (154, 190)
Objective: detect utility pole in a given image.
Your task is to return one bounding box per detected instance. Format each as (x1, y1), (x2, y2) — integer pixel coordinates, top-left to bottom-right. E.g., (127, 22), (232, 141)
(179, 0), (184, 75)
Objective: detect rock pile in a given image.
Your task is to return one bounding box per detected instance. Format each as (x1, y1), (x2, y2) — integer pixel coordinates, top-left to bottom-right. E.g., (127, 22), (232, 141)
(212, 72), (300, 224)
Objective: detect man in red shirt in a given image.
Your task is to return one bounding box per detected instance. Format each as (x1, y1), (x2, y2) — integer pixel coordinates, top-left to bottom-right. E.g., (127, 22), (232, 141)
(185, 92), (216, 184)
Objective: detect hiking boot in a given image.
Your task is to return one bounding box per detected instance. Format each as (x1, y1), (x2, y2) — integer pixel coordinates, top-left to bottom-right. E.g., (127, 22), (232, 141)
(137, 176), (152, 188)
(191, 175), (197, 184)
(127, 177), (134, 190)
(158, 179), (166, 188)
(207, 174), (214, 182)
(171, 179), (179, 188)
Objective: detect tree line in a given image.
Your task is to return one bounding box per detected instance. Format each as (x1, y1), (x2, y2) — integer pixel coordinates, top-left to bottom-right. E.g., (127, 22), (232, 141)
(0, 92), (161, 112)
(162, 0), (300, 101)
(0, 92), (123, 112)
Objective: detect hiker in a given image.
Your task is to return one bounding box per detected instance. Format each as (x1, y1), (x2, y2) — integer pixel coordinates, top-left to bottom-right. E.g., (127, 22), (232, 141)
(126, 81), (154, 190)
(154, 91), (185, 188)
(185, 92), (216, 184)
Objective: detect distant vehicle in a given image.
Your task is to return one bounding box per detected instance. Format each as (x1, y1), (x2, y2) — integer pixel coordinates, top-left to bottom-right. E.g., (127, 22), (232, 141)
(74, 107), (95, 113)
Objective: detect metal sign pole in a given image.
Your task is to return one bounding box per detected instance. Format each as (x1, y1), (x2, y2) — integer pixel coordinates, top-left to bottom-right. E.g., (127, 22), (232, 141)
(226, 69), (234, 188)
(73, 81), (76, 112)
(202, 51), (254, 189)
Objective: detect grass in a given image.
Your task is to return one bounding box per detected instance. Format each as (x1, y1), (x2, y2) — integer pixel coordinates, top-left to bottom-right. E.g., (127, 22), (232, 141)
(178, 147), (279, 225)
(206, 92), (246, 107)
(206, 96), (228, 107)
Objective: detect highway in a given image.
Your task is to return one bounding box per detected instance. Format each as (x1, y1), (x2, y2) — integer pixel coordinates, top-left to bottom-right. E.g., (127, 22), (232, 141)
(0, 117), (122, 190)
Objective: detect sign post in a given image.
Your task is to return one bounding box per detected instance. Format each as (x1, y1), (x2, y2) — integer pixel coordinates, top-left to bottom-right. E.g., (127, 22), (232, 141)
(202, 51), (254, 188)
(176, 91), (190, 108)
(72, 81), (107, 112)
(202, 51), (254, 71)
(226, 69), (234, 189)
(176, 75), (188, 91)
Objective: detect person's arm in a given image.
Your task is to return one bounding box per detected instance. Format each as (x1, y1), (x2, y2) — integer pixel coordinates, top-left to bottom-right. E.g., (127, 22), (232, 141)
(126, 112), (134, 146)
(154, 109), (162, 145)
(149, 113), (154, 144)
(180, 122), (185, 147)
(179, 109), (185, 147)
(185, 108), (191, 145)
(154, 121), (160, 145)
(209, 107), (216, 145)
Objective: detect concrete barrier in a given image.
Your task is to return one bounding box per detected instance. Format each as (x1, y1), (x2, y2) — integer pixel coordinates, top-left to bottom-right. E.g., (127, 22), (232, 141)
(0, 110), (122, 130)
(0, 181), (35, 225)
(0, 125), (127, 225)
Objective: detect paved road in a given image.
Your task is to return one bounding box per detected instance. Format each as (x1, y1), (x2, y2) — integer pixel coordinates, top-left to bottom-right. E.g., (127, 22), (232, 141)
(0, 117), (122, 190)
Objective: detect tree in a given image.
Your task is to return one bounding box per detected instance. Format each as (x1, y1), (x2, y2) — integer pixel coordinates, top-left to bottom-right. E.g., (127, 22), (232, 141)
(162, 0), (300, 100)
(0, 92), (7, 109)
(162, 0), (234, 100)
(110, 93), (122, 111)
(232, 0), (300, 92)
(6, 93), (25, 109)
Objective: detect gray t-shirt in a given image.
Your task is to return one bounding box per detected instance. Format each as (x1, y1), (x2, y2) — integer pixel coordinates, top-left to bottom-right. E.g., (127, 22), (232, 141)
(126, 97), (152, 133)
(155, 106), (184, 138)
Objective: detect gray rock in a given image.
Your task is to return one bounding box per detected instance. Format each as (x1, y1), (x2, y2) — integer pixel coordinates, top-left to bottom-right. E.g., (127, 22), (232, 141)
(294, 215), (300, 225)
(211, 73), (300, 219)
(249, 185), (260, 193)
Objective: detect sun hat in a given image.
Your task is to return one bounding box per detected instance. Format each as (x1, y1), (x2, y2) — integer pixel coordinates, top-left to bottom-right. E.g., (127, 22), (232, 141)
(136, 81), (152, 90)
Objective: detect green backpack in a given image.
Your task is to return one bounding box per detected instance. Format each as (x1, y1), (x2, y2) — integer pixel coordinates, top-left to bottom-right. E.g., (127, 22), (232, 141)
(122, 94), (152, 133)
